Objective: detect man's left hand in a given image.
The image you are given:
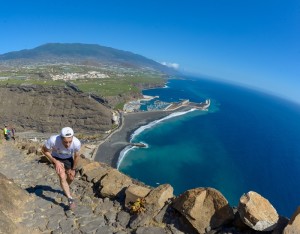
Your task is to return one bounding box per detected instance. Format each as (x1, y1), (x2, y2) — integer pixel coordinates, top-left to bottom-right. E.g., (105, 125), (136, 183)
(67, 169), (76, 181)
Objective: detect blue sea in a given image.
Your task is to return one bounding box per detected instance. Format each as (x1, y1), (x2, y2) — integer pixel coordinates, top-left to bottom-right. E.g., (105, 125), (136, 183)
(118, 76), (300, 217)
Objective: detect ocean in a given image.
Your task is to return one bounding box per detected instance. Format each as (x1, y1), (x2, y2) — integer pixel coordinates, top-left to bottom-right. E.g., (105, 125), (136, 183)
(118, 76), (300, 217)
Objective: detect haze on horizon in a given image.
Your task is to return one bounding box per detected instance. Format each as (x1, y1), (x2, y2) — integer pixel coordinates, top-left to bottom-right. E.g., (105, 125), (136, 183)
(1, 0), (299, 104)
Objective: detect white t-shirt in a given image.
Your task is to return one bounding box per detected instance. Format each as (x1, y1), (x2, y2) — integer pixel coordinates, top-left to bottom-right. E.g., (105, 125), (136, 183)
(45, 135), (81, 159)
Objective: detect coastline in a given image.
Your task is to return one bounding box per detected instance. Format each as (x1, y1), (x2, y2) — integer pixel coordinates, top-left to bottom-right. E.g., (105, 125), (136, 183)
(94, 108), (189, 167)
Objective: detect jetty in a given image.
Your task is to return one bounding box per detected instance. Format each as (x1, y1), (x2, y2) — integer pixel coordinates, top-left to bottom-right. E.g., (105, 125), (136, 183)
(164, 99), (210, 111)
(129, 142), (147, 148)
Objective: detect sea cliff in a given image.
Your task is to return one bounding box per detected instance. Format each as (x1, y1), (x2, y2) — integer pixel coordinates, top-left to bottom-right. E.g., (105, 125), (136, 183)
(0, 84), (112, 136)
(0, 139), (299, 234)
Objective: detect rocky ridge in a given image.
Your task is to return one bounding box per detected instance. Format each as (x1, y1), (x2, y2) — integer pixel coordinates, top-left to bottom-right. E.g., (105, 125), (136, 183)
(1, 140), (300, 234)
(0, 85), (112, 136)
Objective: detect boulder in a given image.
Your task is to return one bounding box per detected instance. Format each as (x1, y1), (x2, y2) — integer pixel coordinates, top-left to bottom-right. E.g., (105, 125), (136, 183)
(80, 144), (97, 160)
(284, 206), (300, 233)
(0, 173), (32, 219)
(99, 169), (132, 198)
(130, 184), (174, 229)
(238, 191), (279, 231)
(84, 165), (111, 183)
(145, 184), (174, 212)
(125, 184), (151, 206)
(0, 173), (32, 234)
(80, 161), (101, 175)
(172, 187), (234, 234)
(76, 157), (91, 170)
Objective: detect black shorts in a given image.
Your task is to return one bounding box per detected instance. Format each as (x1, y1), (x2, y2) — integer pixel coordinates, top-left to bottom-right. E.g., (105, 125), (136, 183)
(53, 157), (74, 170)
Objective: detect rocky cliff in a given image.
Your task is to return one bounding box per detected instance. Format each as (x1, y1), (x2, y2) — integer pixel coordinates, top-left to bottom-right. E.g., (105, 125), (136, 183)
(1, 140), (299, 234)
(0, 85), (112, 135)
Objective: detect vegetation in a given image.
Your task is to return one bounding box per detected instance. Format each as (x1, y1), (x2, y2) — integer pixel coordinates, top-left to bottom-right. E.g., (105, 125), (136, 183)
(72, 74), (165, 97)
(0, 61), (167, 109)
(130, 198), (146, 214)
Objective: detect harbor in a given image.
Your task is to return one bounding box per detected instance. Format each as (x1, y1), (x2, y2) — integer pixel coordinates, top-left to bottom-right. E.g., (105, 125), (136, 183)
(123, 94), (211, 113)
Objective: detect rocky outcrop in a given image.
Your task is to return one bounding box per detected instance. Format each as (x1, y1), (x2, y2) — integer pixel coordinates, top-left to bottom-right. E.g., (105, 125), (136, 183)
(0, 173), (32, 219)
(284, 206), (300, 233)
(99, 169), (133, 198)
(0, 85), (112, 135)
(238, 191), (279, 231)
(1, 140), (298, 234)
(172, 187), (234, 233)
(125, 184), (151, 206)
(0, 173), (33, 234)
(129, 184), (174, 229)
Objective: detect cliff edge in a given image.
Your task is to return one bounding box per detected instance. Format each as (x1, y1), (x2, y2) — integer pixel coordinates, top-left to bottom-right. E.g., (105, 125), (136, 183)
(1, 140), (299, 234)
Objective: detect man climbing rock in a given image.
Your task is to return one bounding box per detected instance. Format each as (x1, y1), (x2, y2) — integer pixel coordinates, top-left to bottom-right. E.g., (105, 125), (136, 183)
(42, 127), (81, 210)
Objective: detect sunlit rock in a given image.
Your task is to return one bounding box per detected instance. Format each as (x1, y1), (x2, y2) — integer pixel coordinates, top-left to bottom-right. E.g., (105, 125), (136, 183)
(238, 191), (279, 231)
(284, 206), (300, 234)
(173, 187), (234, 233)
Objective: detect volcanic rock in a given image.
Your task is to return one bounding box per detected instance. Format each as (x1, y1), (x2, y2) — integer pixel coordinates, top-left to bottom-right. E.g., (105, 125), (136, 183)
(238, 191), (279, 231)
(172, 187), (234, 233)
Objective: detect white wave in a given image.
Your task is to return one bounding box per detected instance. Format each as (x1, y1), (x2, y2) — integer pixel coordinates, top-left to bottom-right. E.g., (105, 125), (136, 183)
(117, 142), (149, 169)
(118, 109), (197, 169)
(117, 145), (135, 169)
(130, 109), (196, 141)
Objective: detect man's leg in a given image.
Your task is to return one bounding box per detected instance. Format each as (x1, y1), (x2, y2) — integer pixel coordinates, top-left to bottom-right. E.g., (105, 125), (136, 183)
(57, 170), (72, 199)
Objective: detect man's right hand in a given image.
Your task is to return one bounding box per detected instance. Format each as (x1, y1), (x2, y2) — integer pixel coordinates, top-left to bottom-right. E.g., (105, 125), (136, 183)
(55, 161), (64, 174)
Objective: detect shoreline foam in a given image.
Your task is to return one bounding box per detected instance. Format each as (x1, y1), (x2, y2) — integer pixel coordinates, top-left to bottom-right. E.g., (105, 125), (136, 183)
(94, 107), (193, 167)
(116, 109), (198, 168)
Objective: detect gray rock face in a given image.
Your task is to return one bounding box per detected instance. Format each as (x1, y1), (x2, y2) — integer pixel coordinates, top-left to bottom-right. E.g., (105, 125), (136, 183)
(0, 85), (112, 134)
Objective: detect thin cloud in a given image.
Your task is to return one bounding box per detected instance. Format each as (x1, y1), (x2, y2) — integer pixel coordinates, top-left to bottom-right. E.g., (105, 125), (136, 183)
(161, 62), (179, 70)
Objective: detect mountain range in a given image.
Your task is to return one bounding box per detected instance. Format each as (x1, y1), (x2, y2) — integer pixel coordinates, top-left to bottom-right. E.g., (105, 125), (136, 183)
(0, 43), (177, 75)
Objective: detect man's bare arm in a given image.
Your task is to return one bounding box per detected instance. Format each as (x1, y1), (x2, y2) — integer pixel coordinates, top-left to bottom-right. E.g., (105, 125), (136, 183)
(72, 151), (80, 170)
(41, 145), (64, 174)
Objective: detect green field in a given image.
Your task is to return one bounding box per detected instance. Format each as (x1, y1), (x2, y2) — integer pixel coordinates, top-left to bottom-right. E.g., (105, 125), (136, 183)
(73, 75), (165, 97)
(0, 73), (166, 108)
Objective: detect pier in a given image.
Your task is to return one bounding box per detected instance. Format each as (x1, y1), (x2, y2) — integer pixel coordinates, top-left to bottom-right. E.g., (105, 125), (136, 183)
(164, 99), (210, 111)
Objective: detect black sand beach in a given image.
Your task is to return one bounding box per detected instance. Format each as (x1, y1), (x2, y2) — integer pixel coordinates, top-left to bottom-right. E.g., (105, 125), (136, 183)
(94, 110), (178, 167)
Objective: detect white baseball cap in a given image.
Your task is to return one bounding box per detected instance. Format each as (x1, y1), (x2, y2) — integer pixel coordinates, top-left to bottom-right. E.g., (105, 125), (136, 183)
(60, 127), (74, 137)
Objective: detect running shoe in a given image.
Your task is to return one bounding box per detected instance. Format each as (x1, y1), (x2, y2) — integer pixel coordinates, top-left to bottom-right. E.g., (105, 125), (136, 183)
(68, 197), (76, 210)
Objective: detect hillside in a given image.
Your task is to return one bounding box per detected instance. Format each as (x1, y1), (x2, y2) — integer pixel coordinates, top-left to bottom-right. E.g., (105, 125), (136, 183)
(0, 43), (177, 75)
(0, 84), (112, 136)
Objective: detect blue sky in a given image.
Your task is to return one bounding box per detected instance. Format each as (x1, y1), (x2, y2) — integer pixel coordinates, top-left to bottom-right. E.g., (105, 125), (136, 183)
(1, 0), (300, 103)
